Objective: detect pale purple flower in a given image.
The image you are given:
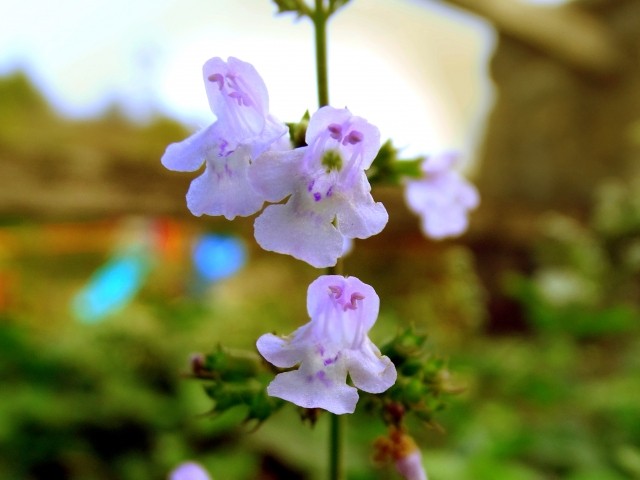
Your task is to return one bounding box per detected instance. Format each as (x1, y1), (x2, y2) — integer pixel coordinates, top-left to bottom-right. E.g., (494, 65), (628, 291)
(250, 106), (388, 268)
(405, 152), (479, 239)
(168, 462), (211, 480)
(161, 57), (287, 220)
(256, 275), (396, 415)
(396, 451), (428, 480)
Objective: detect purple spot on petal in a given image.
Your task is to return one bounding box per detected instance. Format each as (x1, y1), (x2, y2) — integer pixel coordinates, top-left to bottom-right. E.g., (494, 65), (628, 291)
(315, 370), (332, 387)
(313, 192), (322, 202)
(307, 180), (315, 192)
(326, 186), (333, 198)
(323, 354), (339, 366)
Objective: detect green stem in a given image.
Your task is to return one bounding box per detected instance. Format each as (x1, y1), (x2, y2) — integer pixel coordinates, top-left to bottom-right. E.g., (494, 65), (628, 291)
(312, 3), (343, 478)
(313, 0), (329, 107)
(329, 414), (344, 480)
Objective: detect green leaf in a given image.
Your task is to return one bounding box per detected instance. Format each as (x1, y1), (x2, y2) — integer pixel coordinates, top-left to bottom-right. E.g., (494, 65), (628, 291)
(328, 0), (351, 16)
(271, 0), (312, 17)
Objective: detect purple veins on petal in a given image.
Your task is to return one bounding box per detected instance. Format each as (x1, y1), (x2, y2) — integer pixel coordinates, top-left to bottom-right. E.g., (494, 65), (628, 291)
(315, 370), (332, 387)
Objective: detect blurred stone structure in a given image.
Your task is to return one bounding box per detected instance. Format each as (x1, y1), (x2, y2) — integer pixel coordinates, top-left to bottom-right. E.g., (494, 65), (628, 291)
(467, 0), (640, 217)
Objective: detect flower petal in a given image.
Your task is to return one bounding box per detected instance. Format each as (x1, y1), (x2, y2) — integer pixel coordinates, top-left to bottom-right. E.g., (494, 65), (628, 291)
(186, 146), (265, 219)
(306, 275), (380, 333)
(254, 197), (343, 268)
(396, 451), (428, 480)
(344, 340), (397, 394)
(336, 176), (388, 239)
(267, 369), (359, 415)
(169, 462), (211, 480)
(161, 125), (216, 172)
(203, 56), (269, 125)
(250, 148), (306, 203)
(256, 325), (310, 368)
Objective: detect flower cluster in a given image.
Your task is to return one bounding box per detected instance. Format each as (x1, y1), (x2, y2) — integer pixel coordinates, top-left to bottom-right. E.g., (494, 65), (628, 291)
(162, 56), (472, 474)
(162, 57), (386, 268)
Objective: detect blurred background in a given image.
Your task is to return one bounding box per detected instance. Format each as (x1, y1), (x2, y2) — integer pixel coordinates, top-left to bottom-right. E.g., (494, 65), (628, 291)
(1, 0), (640, 478)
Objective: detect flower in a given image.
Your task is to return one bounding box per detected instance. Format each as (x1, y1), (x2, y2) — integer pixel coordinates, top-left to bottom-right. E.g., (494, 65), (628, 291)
(373, 427), (428, 480)
(396, 451), (428, 480)
(250, 106), (388, 268)
(161, 57), (287, 219)
(404, 152), (479, 239)
(168, 462), (211, 480)
(256, 275), (396, 414)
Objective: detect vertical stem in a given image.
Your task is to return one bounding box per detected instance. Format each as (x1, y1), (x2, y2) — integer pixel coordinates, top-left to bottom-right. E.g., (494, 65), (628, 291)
(313, 0), (329, 107)
(328, 254), (344, 480)
(313, 2), (342, 478)
(329, 414), (344, 480)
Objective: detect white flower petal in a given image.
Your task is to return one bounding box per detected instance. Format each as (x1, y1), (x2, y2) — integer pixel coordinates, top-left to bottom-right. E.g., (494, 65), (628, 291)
(267, 369), (359, 415)
(256, 326), (309, 368)
(161, 125), (216, 172)
(254, 199), (343, 268)
(186, 148), (265, 219)
(250, 148), (306, 203)
(345, 340), (397, 394)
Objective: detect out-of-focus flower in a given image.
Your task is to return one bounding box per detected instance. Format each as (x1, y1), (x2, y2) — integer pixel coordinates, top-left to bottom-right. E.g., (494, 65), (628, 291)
(251, 106), (388, 267)
(168, 461), (211, 480)
(405, 152), (479, 240)
(396, 451), (428, 480)
(256, 275), (396, 414)
(374, 427), (428, 480)
(162, 57), (287, 219)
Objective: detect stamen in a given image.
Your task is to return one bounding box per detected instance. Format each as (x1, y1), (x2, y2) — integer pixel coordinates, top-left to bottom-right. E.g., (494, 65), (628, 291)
(343, 130), (363, 145)
(228, 91), (252, 107)
(329, 285), (343, 298)
(343, 292), (365, 311)
(327, 123), (343, 140)
(207, 73), (224, 90)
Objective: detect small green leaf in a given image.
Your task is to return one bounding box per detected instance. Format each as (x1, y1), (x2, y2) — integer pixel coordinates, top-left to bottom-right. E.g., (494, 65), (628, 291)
(328, 0), (351, 16)
(271, 0), (312, 17)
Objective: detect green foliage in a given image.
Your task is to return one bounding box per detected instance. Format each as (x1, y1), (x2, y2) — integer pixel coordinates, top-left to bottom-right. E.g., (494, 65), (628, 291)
(372, 328), (457, 426)
(505, 179), (640, 338)
(271, 0), (351, 18)
(287, 110), (310, 148)
(194, 346), (284, 424)
(367, 140), (423, 186)
(271, 0), (311, 17)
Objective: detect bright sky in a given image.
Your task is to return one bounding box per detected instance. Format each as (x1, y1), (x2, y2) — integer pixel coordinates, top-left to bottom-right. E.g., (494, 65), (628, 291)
(0, 0), (498, 160)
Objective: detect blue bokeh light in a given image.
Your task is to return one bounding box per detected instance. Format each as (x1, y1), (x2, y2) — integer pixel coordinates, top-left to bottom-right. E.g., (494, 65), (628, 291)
(192, 234), (246, 283)
(73, 249), (150, 323)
